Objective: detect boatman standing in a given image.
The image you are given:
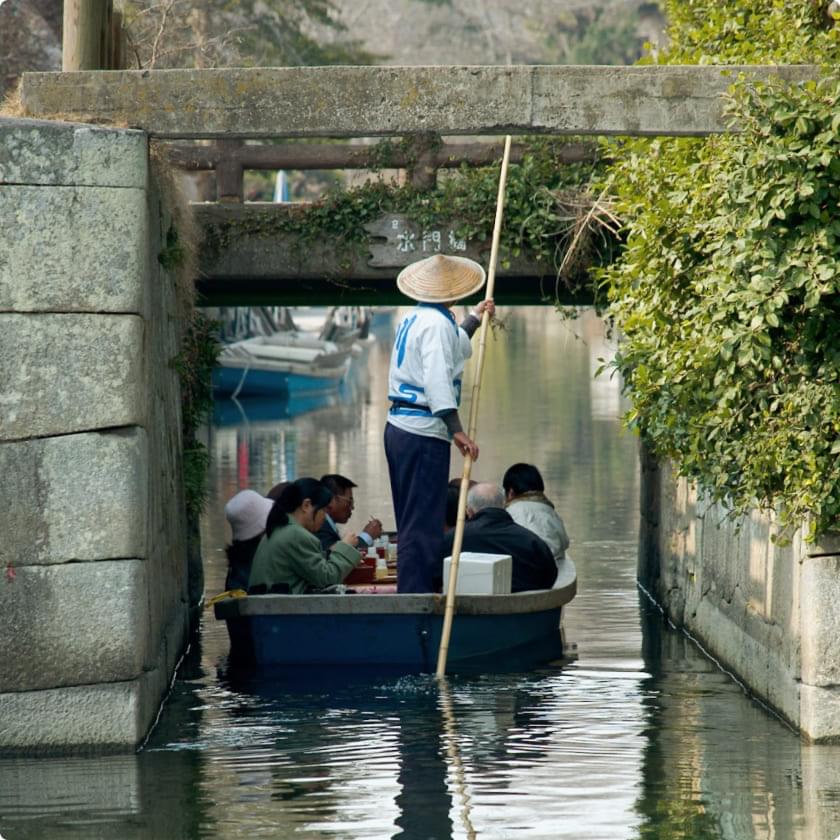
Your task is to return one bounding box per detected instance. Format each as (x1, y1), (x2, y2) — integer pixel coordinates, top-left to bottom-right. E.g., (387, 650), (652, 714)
(385, 254), (495, 593)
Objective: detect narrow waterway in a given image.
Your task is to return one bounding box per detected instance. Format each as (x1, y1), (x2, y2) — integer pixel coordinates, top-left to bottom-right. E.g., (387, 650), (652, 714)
(2, 307), (840, 839)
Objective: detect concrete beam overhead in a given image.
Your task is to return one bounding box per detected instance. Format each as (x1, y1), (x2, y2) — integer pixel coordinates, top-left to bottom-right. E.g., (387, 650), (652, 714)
(19, 64), (820, 139)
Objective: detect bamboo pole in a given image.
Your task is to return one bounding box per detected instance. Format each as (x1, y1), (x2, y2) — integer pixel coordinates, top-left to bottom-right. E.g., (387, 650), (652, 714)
(435, 134), (512, 679)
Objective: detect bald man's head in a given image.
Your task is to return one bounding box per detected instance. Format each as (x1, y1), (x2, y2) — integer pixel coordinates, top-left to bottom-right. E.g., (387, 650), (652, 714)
(466, 482), (506, 516)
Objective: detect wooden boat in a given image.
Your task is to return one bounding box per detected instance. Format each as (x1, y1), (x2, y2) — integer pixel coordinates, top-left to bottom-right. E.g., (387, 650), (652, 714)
(212, 333), (352, 397)
(214, 560), (576, 674)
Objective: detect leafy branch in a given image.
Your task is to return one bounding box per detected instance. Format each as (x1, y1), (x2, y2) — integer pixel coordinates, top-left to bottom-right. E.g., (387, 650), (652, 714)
(602, 0), (840, 538)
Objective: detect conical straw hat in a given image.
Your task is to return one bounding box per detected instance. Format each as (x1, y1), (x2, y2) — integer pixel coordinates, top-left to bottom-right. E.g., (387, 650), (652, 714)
(396, 254), (486, 303)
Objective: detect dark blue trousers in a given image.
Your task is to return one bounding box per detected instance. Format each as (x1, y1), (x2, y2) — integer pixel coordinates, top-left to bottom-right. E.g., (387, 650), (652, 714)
(384, 423), (450, 593)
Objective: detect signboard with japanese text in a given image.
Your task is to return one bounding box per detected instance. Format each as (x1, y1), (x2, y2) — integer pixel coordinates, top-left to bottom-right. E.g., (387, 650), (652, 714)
(364, 214), (479, 268)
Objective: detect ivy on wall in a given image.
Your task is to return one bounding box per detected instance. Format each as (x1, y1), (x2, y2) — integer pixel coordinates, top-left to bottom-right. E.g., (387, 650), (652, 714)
(152, 144), (220, 522)
(601, 0), (840, 538)
(170, 311), (219, 520)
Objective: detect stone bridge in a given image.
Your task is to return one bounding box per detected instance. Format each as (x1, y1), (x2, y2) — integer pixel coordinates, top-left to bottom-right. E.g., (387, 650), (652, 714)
(3, 62), (838, 752)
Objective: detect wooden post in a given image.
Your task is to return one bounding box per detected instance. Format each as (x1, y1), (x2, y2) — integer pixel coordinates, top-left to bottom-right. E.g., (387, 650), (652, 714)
(408, 133), (440, 191)
(215, 139), (245, 202)
(109, 8), (126, 71)
(63, 0), (111, 71)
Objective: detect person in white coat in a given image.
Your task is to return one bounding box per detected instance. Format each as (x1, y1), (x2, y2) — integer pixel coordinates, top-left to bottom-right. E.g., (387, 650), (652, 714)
(385, 254), (494, 593)
(502, 463), (570, 570)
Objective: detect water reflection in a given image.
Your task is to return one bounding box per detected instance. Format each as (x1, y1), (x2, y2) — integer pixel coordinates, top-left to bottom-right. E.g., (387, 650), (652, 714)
(636, 597), (840, 840)
(3, 308), (840, 839)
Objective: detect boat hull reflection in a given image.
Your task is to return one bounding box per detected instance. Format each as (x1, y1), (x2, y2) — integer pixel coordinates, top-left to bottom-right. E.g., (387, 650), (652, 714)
(212, 393), (339, 426)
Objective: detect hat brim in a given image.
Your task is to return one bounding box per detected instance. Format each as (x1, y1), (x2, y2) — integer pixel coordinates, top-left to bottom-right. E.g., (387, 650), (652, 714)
(396, 255), (486, 303)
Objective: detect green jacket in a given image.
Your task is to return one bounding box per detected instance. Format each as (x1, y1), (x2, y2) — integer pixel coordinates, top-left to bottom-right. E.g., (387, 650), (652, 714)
(248, 520), (360, 594)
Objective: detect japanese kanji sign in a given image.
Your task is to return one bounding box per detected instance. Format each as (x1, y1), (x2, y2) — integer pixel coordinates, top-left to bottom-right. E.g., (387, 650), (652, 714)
(364, 214), (475, 268)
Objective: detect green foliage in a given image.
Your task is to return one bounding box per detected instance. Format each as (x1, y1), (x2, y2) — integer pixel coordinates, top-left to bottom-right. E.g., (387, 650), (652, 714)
(649, 0), (836, 65)
(207, 139), (614, 287)
(222, 0), (378, 66)
(170, 312), (220, 519)
(158, 224), (185, 271)
(566, 9), (646, 66)
(182, 443), (211, 522)
(602, 1), (840, 537)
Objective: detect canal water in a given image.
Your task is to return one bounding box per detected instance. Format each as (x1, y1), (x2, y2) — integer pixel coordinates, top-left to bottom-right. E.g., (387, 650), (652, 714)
(2, 307), (840, 839)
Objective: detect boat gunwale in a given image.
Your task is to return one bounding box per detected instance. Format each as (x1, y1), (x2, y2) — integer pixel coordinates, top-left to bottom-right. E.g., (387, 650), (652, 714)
(214, 576), (576, 619)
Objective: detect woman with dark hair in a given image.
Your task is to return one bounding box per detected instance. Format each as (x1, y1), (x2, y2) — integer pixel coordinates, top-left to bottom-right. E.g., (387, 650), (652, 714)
(248, 478), (361, 594)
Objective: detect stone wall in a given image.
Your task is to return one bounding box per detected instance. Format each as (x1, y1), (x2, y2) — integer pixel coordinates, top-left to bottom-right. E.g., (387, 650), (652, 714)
(0, 118), (191, 752)
(640, 447), (840, 742)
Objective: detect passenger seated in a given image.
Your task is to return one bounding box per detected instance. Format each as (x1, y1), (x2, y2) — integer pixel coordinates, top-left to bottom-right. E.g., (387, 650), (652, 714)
(439, 482), (557, 592)
(444, 478), (476, 533)
(444, 486), (460, 533)
(502, 463), (570, 570)
(317, 473), (383, 553)
(224, 489), (273, 591)
(248, 478), (361, 595)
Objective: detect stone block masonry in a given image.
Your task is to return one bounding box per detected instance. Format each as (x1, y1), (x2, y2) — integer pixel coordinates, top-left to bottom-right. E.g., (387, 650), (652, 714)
(0, 313), (145, 439)
(640, 451), (840, 742)
(0, 185), (148, 312)
(0, 429), (147, 564)
(0, 117), (190, 752)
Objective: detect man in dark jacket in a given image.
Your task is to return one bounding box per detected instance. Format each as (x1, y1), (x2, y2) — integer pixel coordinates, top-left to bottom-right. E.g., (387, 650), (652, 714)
(439, 483), (557, 592)
(317, 473), (383, 554)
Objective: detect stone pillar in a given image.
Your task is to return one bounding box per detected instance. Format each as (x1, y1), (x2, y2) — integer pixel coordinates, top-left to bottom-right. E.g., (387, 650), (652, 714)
(0, 118), (190, 752)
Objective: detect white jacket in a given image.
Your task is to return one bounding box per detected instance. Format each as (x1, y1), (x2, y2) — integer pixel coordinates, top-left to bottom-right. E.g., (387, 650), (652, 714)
(506, 493), (570, 562)
(387, 304), (472, 442)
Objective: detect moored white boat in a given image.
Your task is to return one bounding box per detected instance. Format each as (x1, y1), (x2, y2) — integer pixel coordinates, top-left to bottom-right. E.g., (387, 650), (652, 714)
(212, 332), (352, 397)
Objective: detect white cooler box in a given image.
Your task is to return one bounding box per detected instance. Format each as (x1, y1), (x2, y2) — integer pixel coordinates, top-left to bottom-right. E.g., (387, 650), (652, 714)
(442, 552), (512, 595)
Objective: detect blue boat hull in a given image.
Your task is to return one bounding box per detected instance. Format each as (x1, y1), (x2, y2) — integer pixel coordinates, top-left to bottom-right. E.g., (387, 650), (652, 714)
(246, 610), (563, 672)
(212, 366), (346, 397)
(215, 587), (575, 674)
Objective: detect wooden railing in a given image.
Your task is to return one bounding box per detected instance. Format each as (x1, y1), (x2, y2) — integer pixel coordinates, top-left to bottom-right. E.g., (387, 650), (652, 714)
(167, 136), (598, 201)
